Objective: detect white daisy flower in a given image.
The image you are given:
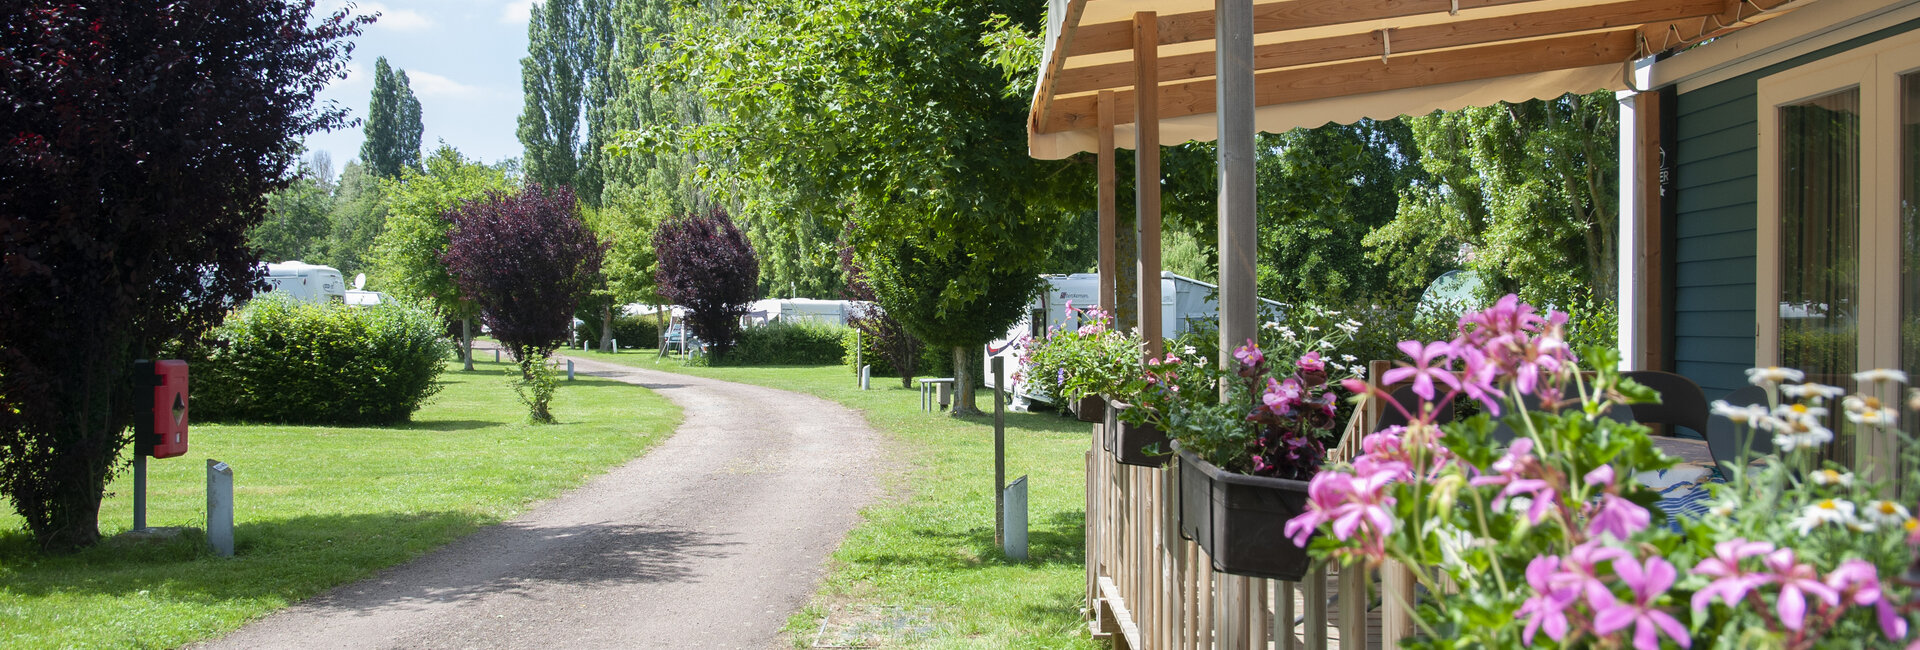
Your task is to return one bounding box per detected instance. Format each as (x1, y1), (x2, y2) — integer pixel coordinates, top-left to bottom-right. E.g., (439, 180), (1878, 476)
(1863, 500), (1911, 527)
(1263, 321), (1280, 331)
(1279, 327), (1297, 341)
(1340, 354), (1357, 363)
(1318, 340), (1334, 350)
(1909, 388), (1920, 412)
(1303, 325), (1320, 332)
(1851, 369), (1909, 385)
(1710, 400), (1769, 425)
(1781, 383), (1848, 402)
(1336, 320), (1360, 335)
(1845, 406), (1898, 427)
(1709, 500), (1736, 517)
(1808, 468), (1853, 487)
(1773, 426), (1834, 452)
(1790, 499), (1857, 535)
(1773, 402), (1829, 422)
(1183, 345), (1197, 356)
(1747, 366), (1806, 386)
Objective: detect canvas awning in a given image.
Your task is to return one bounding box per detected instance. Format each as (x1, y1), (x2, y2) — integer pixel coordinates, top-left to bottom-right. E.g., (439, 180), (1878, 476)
(1028, 0), (1801, 159)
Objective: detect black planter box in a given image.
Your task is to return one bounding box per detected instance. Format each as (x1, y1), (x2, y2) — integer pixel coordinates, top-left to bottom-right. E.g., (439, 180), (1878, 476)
(1177, 448), (1315, 581)
(1107, 400), (1171, 467)
(1072, 394), (1106, 423)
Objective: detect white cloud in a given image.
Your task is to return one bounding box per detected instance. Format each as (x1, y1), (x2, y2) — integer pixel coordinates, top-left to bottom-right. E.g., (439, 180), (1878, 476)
(405, 70), (484, 98)
(358, 2), (434, 31)
(500, 0), (536, 24)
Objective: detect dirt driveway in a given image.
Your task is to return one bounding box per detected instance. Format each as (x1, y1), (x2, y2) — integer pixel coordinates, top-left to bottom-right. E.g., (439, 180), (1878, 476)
(198, 356), (889, 649)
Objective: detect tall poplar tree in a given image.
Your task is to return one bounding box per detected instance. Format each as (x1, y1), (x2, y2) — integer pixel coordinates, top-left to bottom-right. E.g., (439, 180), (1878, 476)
(359, 56), (423, 179)
(518, 0), (617, 198)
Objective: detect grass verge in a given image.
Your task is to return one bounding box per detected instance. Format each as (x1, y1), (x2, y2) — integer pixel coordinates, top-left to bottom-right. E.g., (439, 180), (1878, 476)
(567, 349), (1099, 649)
(0, 358), (679, 650)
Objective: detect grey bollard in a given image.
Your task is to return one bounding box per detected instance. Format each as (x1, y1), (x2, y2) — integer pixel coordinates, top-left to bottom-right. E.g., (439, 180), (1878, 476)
(567, 359), (575, 381)
(612, 338), (618, 354)
(494, 349), (500, 363)
(1002, 475), (1028, 561)
(860, 365), (871, 390)
(207, 460), (234, 557)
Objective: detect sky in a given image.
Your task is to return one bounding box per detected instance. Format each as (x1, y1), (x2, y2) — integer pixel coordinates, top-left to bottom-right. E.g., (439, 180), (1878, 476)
(301, 0), (537, 177)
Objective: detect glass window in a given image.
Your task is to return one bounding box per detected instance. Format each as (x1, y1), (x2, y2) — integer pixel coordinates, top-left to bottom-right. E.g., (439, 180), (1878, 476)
(1777, 89), (1861, 386)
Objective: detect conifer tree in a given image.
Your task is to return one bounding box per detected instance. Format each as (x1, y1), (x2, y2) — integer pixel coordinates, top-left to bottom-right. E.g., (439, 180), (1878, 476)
(359, 56), (423, 179)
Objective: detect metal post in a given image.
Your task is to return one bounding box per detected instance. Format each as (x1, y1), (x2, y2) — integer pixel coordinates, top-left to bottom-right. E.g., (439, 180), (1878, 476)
(1003, 475), (1028, 561)
(994, 356), (1006, 549)
(207, 460), (233, 557)
(133, 452), (147, 530)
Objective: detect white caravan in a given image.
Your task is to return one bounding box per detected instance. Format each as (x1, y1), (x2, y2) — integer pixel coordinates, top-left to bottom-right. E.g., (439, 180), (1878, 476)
(984, 271), (1283, 404)
(260, 261), (346, 303)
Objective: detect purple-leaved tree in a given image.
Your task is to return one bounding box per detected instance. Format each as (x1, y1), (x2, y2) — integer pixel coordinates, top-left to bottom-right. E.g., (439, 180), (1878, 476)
(442, 184), (605, 422)
(652, 209), (760, 362)
(0, 0), (369, 549)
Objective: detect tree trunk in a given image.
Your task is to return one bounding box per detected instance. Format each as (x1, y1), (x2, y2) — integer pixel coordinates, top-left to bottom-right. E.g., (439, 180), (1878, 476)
(599, 304), (615, 351)
(950, 345), (981, 416)
(462, 318), (474, 371)
(655, 306), (668, 358)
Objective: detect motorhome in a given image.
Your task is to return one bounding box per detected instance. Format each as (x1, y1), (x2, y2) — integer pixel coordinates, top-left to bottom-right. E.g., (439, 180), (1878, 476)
(260, 261), (346, 304)
(984, 271), (1283, 404)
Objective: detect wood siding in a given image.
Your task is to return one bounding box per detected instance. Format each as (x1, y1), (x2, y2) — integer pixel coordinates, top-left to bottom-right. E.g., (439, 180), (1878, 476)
(1670, 18), (1920, 398)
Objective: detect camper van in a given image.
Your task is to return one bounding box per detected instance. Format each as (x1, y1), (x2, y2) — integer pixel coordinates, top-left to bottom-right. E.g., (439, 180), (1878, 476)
(984, 271), (1283, 403)
(260, 261), (346, 304)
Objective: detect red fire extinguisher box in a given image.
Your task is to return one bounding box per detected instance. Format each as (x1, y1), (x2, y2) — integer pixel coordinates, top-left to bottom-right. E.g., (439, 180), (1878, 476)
(135, 360), (189, 459)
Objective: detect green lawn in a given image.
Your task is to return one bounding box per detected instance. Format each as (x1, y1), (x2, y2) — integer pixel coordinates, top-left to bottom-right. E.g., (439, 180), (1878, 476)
(0, 358), (679, 650)
(569, 349), (1100, 649)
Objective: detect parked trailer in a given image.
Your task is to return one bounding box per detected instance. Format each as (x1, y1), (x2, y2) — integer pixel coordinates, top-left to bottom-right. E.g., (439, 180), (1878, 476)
(984, 271), (1282, 404)
(260, 261), (346, 304)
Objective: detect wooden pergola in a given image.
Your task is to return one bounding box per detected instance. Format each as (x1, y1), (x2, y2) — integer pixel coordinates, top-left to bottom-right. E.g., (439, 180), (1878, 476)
(1031, 1), (1799, 647)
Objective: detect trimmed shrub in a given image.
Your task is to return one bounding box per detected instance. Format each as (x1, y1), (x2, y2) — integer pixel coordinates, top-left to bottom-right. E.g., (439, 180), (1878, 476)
(719, 320), (849, 366)
(193, 294), (454, 425)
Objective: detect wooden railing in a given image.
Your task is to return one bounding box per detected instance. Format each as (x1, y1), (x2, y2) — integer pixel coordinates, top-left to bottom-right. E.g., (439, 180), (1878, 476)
(1086, 360), (1422, 649)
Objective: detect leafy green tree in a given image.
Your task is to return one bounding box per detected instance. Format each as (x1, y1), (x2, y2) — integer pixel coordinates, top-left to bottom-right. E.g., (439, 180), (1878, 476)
(359, 57), (423, 179)
(1366, 92), (1619, 309)
(659, 0), (1077, 415)
(371, 144), (516, 370)
(518, 0), (585, 192)
(323, 159), (389, 275)
(252, 169), (333, 262)
(0, 0), (366, 549)
(1253, 120), (1434, 304)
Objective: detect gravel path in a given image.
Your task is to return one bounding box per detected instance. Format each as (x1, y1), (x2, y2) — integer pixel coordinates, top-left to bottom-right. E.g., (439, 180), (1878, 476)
(199, 355), (889, 650)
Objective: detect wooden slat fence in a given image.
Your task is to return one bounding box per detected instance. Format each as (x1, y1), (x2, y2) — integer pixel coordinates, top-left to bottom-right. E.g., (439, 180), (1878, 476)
(1087, 360), (1425, 649)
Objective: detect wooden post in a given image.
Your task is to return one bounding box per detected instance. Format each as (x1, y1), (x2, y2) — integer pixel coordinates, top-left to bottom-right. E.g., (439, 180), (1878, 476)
(1215, 0), (1257, 644)
(1133, 11), (1163, 359)
(1099, 91), (1118, 313)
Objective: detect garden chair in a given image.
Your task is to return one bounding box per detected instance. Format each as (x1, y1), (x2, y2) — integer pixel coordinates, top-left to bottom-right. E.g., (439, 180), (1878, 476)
(1369, 384), (1456, 433)
(1621, 370), (1711, 438)
(1704, 385), (1772, 470)
(1489, 393), (1633, 445)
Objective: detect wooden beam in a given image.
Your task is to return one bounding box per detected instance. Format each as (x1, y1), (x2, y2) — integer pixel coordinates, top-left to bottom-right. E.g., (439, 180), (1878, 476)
(1098, 91), (1117, 313)
(1052, 0), (1723, 96)
(1135, 11), (1163, 360)
(1636, 0), (1796, 54)
(1030, 0), (1090, 137)
(1043, 29), (1641, 133)
(1218, 0), (1258, 371)
(1065, 0), (1547, 58)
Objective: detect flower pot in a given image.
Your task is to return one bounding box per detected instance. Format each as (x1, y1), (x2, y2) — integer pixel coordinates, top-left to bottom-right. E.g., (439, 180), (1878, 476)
(1107, 400), (1171, 467)
(1176, 447), (1315, 581)
(1072, 394), (1105, 423)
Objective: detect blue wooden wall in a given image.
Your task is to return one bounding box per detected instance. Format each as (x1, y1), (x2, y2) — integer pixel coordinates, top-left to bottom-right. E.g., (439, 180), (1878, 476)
(1669, 17), (1920, 398)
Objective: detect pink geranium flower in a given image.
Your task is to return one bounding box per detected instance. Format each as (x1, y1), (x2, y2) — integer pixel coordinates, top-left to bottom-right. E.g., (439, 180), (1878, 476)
(1517, 555), (1578, 644)
(1587, 494), (1651, 540)
(1761, 548), (1840, 631)
(1594, 556), (1692, 650)
(1825, 558), (1909, 641)
(1383, 339), (1459, 401)
(1690, 538), (1775, 612)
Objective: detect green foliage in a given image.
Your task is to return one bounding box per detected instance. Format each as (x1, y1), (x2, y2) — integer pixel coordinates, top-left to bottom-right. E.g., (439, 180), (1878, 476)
(719, 321), (850, 366)
(193, 295), (453, 425)
(1366, 92), (1620, 310)
(576, 312), (660, 350)
(370, 144), (516, 322)
(1254, 121), (1435, 304)
(323, 160), (390, 276)
(509, 354), (560, 424)
(359, 57), (423, 179)
(252, 171), (333, 262)
(518, 0), (587, 193)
